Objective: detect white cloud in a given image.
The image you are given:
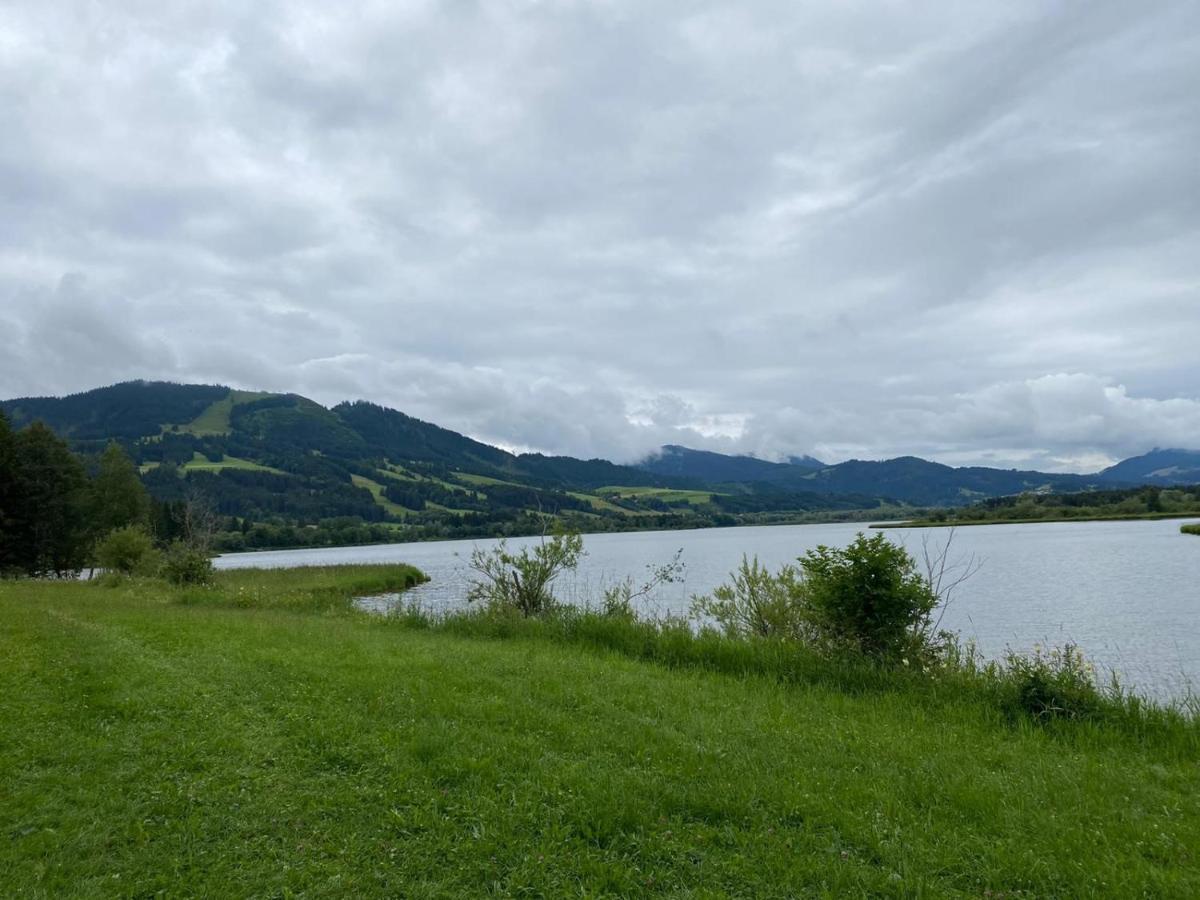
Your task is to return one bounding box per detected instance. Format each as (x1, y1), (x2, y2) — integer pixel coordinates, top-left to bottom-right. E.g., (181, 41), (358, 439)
(1, 0), (1198, 471)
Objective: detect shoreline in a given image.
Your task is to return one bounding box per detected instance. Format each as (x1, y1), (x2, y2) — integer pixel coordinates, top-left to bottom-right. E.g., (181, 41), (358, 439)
(873, 512), (1200, 529)
(213, 510), (901, 556)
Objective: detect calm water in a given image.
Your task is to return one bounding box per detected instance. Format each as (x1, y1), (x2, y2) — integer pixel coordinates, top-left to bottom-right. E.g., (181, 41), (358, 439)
(217, 518), (1200, 700)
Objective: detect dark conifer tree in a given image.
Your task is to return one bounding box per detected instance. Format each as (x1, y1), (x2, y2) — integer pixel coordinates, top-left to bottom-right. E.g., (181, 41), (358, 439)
(0, 411), (16, 573)
(88, 441), (152, 538)
(10, 422), (89, 577)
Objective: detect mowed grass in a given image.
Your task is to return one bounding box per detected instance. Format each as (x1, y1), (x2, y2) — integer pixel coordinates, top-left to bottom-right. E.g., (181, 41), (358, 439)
(173, 390), (275, 437)
(351, 474), (412, 519)
(598, 485), (717, 506)
(452, 472), (521, 487)
(181, 451), (283, 475)
(568, 490), (645, 515)
(377, 466), (485, 507)
(2, 573), (1198, 897)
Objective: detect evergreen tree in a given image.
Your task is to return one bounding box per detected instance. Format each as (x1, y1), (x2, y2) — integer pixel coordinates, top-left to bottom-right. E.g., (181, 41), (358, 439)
(88, 441), (151, 538)
(10, 422), (89, 577)
(0, 411), (16, 573)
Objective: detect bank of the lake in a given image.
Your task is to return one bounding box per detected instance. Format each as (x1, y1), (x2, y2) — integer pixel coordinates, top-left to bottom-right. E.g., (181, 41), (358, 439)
(2, 569), (1197, 897)
(883, 484), (1200, 530)
(883, 511), (1200, 528)
(219, 517), (1200, 701)
(211, 507), (908, 556)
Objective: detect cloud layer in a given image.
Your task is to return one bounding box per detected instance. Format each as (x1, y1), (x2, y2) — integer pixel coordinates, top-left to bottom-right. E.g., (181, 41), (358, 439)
(2, 1), (1198, 471)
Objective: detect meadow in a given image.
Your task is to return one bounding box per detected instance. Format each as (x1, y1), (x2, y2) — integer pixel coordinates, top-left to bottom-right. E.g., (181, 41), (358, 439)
(1, 565), (1197, 897)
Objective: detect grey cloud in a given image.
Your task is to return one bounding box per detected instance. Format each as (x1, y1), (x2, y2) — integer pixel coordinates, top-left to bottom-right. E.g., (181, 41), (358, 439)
(1, 1), (1198, 470)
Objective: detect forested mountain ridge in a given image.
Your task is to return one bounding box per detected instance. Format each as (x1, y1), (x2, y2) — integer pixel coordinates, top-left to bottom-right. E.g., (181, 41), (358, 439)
(1097, 448), (1200, 486)
(3, 380), (1194, 550)
(3, 382), (230, 441)
(3, 381), (877, 548)
(640, 445), (1102, 505)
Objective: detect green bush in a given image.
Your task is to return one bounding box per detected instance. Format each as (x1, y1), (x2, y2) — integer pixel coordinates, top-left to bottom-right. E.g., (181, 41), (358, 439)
(160, 541), (215, 586)
(600, 550), (685, 620)
(692, 533), (943, 662)
(691, 555), (812, 639)
(93, 526), (161, 577)
(466, 532), (584, 617)
(1182, 523), (1200, 536)
(1001, 643), (1103, 721)
(800, 532), (940, 661)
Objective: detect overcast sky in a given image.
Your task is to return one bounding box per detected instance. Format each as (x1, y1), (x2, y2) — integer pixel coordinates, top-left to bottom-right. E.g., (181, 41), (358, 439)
(2, 1), (1198, 472)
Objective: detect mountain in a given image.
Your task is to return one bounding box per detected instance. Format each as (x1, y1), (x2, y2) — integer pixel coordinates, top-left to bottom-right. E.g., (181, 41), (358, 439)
(1096, 449), (1200, 486)
(5, 380), (1196, 551)
(5, 382), (870, 550)
(787, 455), (826, 470)
(799, 457), (1097, 507)
(639, 446), (1102, 506)
(640, 445), (815, 486)
(3, 382), (230, 440)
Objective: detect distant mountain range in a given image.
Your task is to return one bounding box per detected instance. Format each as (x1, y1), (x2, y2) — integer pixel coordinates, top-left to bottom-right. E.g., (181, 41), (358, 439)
(2, 381), (1197, 544)
(1095, 448), (1200, 486)
(639, 444), (1200, 506)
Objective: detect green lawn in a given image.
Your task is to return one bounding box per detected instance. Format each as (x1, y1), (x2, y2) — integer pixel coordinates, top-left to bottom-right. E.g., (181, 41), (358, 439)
(380, 466), (484, 501)
(567, 490), (645, 515)
(181, 451), (283, 475)
(170, 390), (275, 437)
(598, 485), (717, 505)
(351, 474), (411, 518)
(375, 464), (421, 482)
(452, 472), (521, 487)
(1, 573), (1197, 897)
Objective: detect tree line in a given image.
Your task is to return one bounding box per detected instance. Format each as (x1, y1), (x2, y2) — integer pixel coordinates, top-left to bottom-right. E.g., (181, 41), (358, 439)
(0, 411), (203, 578)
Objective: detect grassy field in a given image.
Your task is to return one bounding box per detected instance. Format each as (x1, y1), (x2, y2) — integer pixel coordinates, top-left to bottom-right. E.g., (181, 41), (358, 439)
(172, 390), (274, 437)
(2, 569), (1198, 896)
(180, 451), (283, 475)
(452, 472), (520, 488)
(567, 490), (645, 515)
(597, 485), (717, 505)
(379, 466), (485, 502)
(351, 474), (412, 519)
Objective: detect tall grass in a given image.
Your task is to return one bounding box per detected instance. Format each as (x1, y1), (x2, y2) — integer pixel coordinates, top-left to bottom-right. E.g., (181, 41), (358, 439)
(1182, 523), (1200, 536)
(175, 564), (427, 613)
(387, 602), (1200, 756)
(159, 561), (1199, 753)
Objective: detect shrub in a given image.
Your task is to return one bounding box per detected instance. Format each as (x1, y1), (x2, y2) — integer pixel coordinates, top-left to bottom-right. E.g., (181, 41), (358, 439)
(692, 534), (946, 663)
(94, 526), (161, 577)
(1182, 523), (1200, 536)
(160, 541), (215, 586)
(601, 550), (685, 620)
(1001, 643), (1103, 721)
(466, 532), (584, 617)
(691, 556), (812, 639)
(799, 532), (939, 661)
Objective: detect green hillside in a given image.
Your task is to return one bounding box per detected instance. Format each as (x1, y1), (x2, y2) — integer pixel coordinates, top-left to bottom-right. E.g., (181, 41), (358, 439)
(1, 382), (889, 551)
(171, 389), (273, 436)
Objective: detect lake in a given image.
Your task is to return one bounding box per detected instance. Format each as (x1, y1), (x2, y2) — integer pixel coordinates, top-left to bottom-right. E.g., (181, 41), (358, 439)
(217, 518), (1200, 701)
